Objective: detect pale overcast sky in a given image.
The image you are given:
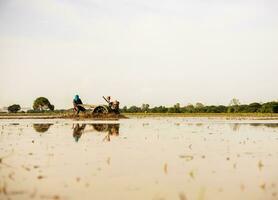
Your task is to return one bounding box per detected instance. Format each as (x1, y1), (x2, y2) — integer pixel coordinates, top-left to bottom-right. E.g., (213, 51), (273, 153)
(0, 0), (278, 108)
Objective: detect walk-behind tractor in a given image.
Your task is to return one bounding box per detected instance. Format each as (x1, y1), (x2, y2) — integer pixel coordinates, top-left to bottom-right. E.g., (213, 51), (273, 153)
(78, 96), (120, 114)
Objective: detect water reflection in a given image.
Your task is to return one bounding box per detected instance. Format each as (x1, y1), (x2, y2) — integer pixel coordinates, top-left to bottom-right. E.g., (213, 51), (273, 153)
(9, 123), (19, 126)
(72, 123), (120, 142)
(229, 123), (241, 132)
(97, 124), (120, 142)
(2, 119), (278, 200)
(33, 124), (53, 133)
(72, 124), (86, 142)
(229, 123), (278, 132)
(250, 123), (278, 128)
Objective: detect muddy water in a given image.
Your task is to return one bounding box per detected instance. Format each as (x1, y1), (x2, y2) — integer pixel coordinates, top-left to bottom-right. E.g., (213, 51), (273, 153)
(0, 117), (278, 200)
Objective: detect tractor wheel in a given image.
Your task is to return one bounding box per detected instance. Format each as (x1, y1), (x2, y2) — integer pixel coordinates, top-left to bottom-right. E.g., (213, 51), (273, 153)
(93, 106), (109, 114)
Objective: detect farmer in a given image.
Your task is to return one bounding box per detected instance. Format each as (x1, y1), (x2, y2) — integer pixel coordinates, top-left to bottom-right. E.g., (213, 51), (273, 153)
(106, 96), (113, 107)
(73, 95), (86, 114)
(106, 96), (111, 104)
(105, 96), (120, 114)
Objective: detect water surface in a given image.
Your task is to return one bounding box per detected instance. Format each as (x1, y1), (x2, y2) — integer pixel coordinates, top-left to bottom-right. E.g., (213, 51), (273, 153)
(1, 117), (278, 200)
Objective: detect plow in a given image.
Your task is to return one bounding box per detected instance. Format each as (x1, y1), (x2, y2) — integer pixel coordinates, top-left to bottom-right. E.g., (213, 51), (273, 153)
(78, 96), (120, 114)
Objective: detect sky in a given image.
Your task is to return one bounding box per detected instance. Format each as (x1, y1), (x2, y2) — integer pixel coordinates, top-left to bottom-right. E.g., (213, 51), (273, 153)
(0, 0), (278, 109)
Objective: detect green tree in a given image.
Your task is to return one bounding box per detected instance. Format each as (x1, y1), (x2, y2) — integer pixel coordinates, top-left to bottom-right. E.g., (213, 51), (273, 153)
(151, 106), (168, 113)
(48, 104), (55, 111)
(205, 105), (227, 113)
(195, 102), (205, 112)
(259, 102), (278, 113)
(238, 105), (248, 113)
(228, 98), (241, 113)
(33, 97), (54, 111)
(8, 104), (21, 113)
(141, 104), (150, 112)
(185, 104), (194, 113)
(195, 102), (204, 108)
(128, 106), (141, 113)
(121, 106), (128, 113)
(245, 103), (261, 112)
(168, 103), (181, 113)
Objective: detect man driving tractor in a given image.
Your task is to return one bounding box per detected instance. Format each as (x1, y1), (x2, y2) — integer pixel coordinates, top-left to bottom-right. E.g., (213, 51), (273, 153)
(104, 96), (120, 114)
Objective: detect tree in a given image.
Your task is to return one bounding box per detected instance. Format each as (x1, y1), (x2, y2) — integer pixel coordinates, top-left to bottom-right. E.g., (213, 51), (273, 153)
(245, 103), (261, 113)
(141, 104), (150, 112)
(121, 106), (128, 113)
(151, 106), (168, 113)
(33, 97), (54, 111)
(229, 98), (240, 106)
(205, 105), (227, 113)
(194, 102), (205, 112)
(48, 104), (55, 111)
(195, 102), (204, 108)
(259, 102), (278, 113)
(128, 106), (141, 113)
(228, 98), (241, 113)
(8, 104), (21, 113)
(168, 103), (181, 113)
(185, 104), (195, 113)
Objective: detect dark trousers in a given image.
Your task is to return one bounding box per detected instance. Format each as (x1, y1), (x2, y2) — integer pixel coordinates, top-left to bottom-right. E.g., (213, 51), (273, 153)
(74, 105), (86, 114)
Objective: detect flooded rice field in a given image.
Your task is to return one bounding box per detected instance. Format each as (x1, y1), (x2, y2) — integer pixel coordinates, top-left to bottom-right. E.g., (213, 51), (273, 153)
(0, 117), (278, 200)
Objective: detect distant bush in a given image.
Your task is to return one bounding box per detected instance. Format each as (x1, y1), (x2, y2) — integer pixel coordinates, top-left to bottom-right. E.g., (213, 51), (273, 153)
(8, 104), (21, 113)
(27, 109), (42, 113)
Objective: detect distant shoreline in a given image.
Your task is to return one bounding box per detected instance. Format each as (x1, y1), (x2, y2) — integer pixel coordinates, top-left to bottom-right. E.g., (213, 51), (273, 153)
(0, 112), (278, 120)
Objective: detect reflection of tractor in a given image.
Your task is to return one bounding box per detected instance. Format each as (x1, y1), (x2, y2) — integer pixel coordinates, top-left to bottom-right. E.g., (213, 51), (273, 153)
(92, 123), (120, 142)
(80, 96), (120, 114)
(72, 123), (120, 142)
(92, 124), (120, 135)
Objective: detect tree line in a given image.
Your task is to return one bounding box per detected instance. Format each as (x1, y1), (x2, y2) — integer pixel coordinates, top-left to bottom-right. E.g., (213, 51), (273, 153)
(121, 99), (278, 113)
(4, 97), (278, 114)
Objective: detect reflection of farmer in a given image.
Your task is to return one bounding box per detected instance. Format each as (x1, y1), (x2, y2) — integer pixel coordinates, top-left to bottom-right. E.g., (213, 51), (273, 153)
(109, 124), (120, 136)
(103, 124), (120, 142)
(72, 124), (86, 142)
(73, 95), (85, 114)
